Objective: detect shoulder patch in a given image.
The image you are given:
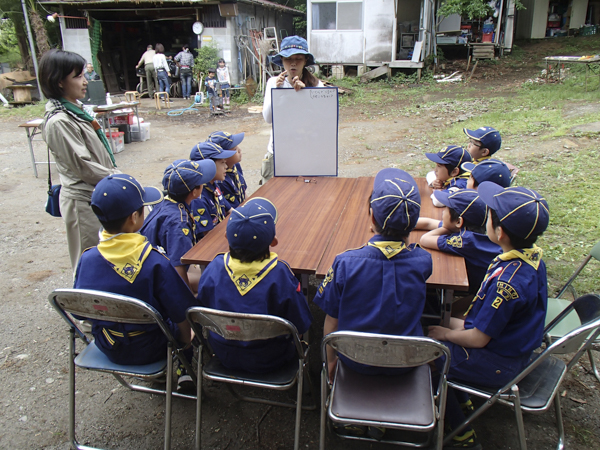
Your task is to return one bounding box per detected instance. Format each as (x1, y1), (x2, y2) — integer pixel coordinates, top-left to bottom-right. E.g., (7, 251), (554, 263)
(496, 281), (519, 301)
(197, 208), (206, 215)
(200, 220), (208, 227)
(446, 235), (463, 248)
(182, 228), (189, 236)
(318, 267), (334, 295)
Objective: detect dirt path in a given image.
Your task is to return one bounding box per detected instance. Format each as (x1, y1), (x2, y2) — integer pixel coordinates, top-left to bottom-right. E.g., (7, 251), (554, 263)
(1, 70), (599, 450)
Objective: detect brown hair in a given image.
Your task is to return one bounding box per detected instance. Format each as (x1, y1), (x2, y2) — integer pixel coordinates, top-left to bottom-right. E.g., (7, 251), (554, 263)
(155, 43), (165, 54)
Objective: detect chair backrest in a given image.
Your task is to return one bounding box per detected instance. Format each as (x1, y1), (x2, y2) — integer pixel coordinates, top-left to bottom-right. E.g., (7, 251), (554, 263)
(590, 241), (600, 262)
(186, 307), (304, 356)
(49, 288), (174, 341)
(545, 294), (600, 353)
(322, 331), (450, 370)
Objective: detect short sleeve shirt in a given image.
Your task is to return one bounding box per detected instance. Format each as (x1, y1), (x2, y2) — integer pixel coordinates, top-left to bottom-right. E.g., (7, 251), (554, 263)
(221, 164), (247, 208)
(191, 182), (231, 238)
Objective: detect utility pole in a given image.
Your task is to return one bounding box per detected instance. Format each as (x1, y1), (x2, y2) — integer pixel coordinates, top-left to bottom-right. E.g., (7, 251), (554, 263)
(20, 0), (45, 101)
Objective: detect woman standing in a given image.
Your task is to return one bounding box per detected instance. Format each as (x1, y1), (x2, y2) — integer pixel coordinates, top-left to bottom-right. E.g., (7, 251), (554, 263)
(153, 43), (171, 99)
(39, 49), (119, 270)
(261, 36), (322, 184)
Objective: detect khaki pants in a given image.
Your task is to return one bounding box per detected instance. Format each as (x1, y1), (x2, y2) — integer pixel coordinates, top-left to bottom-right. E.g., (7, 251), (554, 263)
(145, 63), (158, 98)
(260, 152), (274, 185)
(60, 196), (102, 270)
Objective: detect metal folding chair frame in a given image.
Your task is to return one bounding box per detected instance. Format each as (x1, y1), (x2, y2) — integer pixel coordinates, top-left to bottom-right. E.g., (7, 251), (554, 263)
(445, 312), (600, 450)
(320, 331), (451, 449)
(49, 288), (196, 450)
(186, 307), (311, 450)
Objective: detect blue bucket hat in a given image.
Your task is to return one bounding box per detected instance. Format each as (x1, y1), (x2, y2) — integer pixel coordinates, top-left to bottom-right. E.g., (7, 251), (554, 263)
(478, 182), (549, 239)
(162, 159), (217, 196)
(425, 145), (472, 168)
(190, 141), (237, 161)
(463, 127), (502, 155)
(433, 189), (488, 227)
(271, 36), (316, 67)
(462, 159), (511, 188)
(226, 198), (278, 251)
(207, 131), (245, 150)
(371, 168), (421, 232)
(91, 174), (163, 222)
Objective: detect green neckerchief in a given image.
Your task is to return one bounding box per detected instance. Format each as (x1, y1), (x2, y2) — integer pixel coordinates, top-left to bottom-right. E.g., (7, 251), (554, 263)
(60, 98), (117, 167)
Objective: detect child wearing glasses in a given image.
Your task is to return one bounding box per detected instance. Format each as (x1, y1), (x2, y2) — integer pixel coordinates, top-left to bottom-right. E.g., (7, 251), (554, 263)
(463, 126), (502, 164)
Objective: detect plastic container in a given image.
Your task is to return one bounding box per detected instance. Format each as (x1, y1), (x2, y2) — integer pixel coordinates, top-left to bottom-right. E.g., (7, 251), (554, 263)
(482, 32), (493, 43)
(131, 122), (150, 142)
(105, 130), (125, 153)
(116, 124), (131, 144)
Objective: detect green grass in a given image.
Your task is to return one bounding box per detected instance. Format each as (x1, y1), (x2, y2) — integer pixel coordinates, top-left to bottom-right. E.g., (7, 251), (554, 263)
(0, 103), (46, 120)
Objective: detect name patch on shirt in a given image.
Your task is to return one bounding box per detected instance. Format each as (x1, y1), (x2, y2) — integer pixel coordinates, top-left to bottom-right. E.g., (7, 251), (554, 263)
(496, 281), (519, 300)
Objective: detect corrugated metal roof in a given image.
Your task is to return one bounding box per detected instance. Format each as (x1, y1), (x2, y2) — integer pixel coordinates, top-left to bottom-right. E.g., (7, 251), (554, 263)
(38, 0), (304, 15)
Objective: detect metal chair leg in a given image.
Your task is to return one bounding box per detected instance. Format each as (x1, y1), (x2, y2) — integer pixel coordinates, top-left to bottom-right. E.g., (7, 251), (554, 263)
(588, 349), (600, 383)
(69, 328), (77, 448)
(319, 364), (327, 450)
(552, 392), (565, 450)
(164, 342), (173, 450)
(511, 385), (527, 450)
(294, 359), (303, 450)
(195, 344), (203, 450)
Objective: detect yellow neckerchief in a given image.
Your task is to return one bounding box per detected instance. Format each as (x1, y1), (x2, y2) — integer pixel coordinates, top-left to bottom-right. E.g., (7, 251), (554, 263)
(494, 245), (543, 270)
(164, 196), (196, 244)
(442, 171), (471, 188)
(367, 240), (407, 259)
(205, 183), (226, 221)
(224, 252), (279, 296)
(226, 166), (245, 200)
(475, 156), (491, 164)
(97, 230), (153, 283)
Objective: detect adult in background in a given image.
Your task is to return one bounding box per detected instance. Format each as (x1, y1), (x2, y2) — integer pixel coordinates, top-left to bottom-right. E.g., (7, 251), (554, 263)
(174, 44), (194, 100)
(261, 36), (322, 185)
(39, 49), (120, 270)
(153, 43), (171, 100)
(136, 44), (158, 98)
(84, 63), (99, 81)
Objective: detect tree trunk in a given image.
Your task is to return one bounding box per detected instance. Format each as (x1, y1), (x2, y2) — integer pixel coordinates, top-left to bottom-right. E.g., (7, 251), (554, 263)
(10, 14), (32, 72)
(29, 9), (51, 57)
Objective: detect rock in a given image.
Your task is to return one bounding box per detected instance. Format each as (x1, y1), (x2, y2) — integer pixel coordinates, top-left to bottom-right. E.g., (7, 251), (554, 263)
(457, 115), (468, 122)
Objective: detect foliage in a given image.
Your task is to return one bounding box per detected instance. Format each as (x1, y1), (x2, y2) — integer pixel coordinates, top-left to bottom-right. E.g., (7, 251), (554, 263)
(293, 3), (307, 37)
(194, 42), (220, 78)
(0, 102), (45, 119)
(438, 0), (524, 20)
(0, 18), (19, 59)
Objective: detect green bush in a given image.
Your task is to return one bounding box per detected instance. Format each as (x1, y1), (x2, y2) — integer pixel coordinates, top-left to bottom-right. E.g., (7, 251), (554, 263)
(194, 43), (220, 77)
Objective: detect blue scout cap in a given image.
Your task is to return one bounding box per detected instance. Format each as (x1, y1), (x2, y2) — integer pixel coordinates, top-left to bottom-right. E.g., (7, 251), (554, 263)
(462, 159), (511, 188)
(425, 145), (472, 168)
(371, 168), (421, 232)
(162, 159), (216, 196)
(463, 127), (502, 155)
(226, 198), (278, 251)
(190, 141), (236, 161)
(207, 131), (245, 150)
(91, 174), (163, 222)
(478, 182), (549, 239)
(433, 189), (488, 227)
(272, 36), (316, 67)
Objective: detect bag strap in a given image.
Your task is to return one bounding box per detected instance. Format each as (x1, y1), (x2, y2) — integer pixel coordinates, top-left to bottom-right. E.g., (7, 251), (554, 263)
(47, 145), (53, 194)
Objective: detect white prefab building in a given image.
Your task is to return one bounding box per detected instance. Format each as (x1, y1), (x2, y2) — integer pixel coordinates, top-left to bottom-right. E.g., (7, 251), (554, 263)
(308, 0), (436, 71)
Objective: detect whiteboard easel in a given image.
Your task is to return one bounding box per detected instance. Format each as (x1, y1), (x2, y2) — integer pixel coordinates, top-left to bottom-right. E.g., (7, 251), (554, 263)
(272, 87), (338, 177)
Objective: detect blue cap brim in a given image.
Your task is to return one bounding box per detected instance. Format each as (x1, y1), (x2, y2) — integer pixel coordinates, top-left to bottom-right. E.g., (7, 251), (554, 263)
(425, 152), (446, 165)
(462, 162), (476, 173)
(142, 186), (164, 206)
(432, 190), (452, 207)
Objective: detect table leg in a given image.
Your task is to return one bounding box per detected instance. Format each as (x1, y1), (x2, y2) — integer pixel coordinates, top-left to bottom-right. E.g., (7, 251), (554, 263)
(26, 127), (38, 177)
(441, 289), (455, 328)
(104, 114), (116, 154)
(134, 104), (140, 129)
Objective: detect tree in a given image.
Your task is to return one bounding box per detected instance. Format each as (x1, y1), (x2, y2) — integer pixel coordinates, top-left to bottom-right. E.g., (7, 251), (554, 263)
(438, 0), (524, 21)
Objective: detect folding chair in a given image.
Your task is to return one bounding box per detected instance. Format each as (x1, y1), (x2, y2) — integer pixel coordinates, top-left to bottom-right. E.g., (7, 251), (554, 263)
(186, 307), (311, 450)
(545, 241), (600, 382)
(445, 310), (600, 450)
(320, 332), (451, 449)
(49, 288), (196, 450)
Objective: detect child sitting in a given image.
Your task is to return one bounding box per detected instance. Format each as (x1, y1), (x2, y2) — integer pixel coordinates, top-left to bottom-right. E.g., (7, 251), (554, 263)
(315, 168), (432, 379)
(189, 141), (235, 238)
(205, 68), (221, 112)
(425, 145), (472, 207)
(416, 189), (501, 296)
(196, 197), (312, 373)
(463, 126), (502, 163)
(74, 174), (198, 389)
(428, 182), (549, 449)
(462, 159), (512, 189)
(207, 131), (247, 208)
(140, 159), (216, 291)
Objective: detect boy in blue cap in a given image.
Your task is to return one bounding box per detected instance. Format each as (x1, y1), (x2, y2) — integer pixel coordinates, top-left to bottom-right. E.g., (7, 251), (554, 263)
(140, 159), (216, 291)
(425, 145), (472, 207)
(463, 126), (501, 163)
(461, 159), (512, 189)
(189, 141), (236, 238)
(196, 197), (312, 373)
(207, 131), (247, 208)
(428, 183), (549, 449)
(74, 174), (198, 388)
(315, 168), (432, 379)
(416, 189), (501, 296)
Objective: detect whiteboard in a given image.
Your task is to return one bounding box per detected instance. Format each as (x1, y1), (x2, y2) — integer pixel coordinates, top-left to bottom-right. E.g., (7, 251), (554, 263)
(272, 87), (338, 177)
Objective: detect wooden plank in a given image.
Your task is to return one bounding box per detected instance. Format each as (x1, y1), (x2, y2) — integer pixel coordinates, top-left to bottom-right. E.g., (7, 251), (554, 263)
(360, 65), (389, 83)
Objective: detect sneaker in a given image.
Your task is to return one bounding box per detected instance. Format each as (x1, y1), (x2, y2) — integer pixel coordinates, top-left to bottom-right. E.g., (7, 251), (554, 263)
(332, 422), (367, 437)
(176, 365), (195, 393)
(460, 399), (475, 417)
(444, 429), (482, 449)
(367, 426), (386, 440)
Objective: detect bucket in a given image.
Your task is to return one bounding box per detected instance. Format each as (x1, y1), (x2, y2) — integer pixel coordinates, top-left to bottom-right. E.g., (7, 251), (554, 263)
(117, 124), (131, 144)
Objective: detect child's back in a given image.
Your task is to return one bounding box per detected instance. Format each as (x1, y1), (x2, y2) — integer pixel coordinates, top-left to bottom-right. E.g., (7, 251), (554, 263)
(315, 169), (432, 375)
(197, 198), (312, 373)
(75, 174), (197, 365)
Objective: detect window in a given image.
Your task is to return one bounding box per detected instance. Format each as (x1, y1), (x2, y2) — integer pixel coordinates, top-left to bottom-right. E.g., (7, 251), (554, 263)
(312, 1), (362, 31)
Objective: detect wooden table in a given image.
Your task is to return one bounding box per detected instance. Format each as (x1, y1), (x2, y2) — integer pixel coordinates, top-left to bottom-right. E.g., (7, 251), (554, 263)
(182, 176), (468, 326)
(18, 118), (47, 177)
